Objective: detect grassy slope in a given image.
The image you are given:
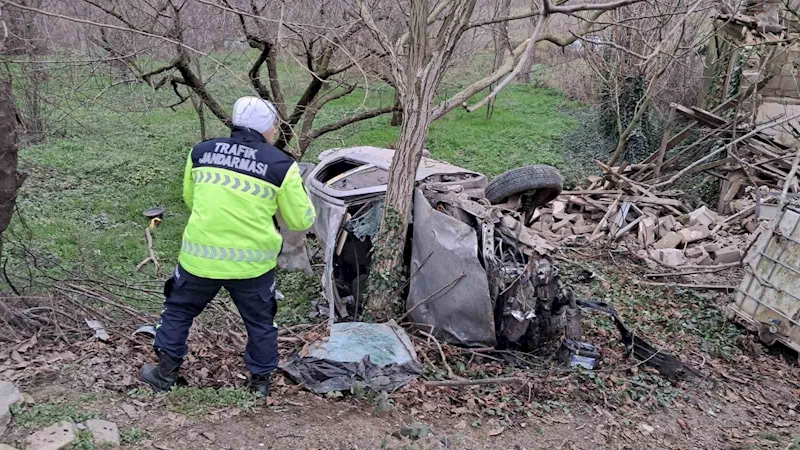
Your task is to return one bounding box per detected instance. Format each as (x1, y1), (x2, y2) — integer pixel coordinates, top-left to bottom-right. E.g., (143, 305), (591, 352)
(7, 53), (581, 319)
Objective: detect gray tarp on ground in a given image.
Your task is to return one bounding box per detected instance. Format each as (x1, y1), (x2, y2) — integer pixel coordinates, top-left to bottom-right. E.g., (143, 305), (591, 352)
(407, 189), (497, 347)
(280, 321), (422, 394)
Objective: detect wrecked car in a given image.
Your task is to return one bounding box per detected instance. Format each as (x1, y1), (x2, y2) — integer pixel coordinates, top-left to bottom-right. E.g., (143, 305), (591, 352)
(304, 146), (576, 350)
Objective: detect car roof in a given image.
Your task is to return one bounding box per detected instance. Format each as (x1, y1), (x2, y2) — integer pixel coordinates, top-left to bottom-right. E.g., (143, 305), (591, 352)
(318, 146), (482, 181)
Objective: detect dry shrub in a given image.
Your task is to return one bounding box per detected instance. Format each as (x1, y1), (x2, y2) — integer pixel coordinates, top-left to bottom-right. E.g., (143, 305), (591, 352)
(542, 57), (598, 103)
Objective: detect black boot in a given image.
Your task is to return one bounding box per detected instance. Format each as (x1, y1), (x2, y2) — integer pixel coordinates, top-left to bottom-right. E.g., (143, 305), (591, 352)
(141, 351), (182, 392)
(247, 372), (270, 397)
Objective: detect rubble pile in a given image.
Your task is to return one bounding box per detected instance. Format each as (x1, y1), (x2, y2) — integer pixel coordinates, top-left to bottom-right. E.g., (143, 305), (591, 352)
(527, 98), (799, 269)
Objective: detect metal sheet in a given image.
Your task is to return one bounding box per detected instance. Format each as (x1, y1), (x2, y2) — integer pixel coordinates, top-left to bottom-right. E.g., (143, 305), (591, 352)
(307, 187), (347, 317)
(309, 147), (486, 202)
(407, 189), (496, 347)
(318, 147), (482, 180)
(730, 204), (800, 352)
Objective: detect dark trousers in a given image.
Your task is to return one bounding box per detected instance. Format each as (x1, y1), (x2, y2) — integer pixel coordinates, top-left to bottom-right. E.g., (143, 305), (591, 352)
(154, 264), (278, 375)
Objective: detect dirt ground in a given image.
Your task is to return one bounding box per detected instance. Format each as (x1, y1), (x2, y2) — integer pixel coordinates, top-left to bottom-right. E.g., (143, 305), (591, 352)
(2, 252), (799, 450)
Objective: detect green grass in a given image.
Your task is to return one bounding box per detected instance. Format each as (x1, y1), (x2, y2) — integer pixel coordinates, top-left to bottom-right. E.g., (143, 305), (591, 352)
(120, 427), (148, 444)
(165, 386), (261, 416)
(10, 401), (99, 429)
(275, 270), (319, 325)
(5, 51), (583, 305)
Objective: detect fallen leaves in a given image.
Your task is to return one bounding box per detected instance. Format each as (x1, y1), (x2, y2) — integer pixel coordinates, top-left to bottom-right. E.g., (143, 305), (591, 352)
(488, 426), (505, 436)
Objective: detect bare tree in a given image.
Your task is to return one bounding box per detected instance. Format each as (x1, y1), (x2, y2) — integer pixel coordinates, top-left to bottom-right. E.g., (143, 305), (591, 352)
(360, 0), (649, 319)
(0, 7), (25, 266)
(3, 0), (397, 160)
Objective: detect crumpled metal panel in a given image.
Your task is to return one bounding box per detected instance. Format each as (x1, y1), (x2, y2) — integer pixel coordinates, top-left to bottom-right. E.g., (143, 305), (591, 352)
(730, 204), (800, 353)
(309, 147), (487, 203)
(407, 189), (496, 347)
(307, 187), (347, 312)
(318, 147), (483, 180)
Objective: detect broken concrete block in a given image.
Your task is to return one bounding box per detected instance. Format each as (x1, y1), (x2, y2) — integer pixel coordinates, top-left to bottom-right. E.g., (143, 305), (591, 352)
(24, 421), (77, 450)
(85, 419), (120, 447)
(678, 226), (710, 243)
(637, 250), (661, 270)
(638, 217), (657, 246)
(685, 247), (705, 259)
(657, 215), (677, 238)
(697, 254), (715, 265)
(688, 206), (718, 228)
(0, 382), (21, 436)
(552, 201), (567, 219)
(654, 231), (683, 249)
(713, 247), (742, 264)
(703, 243), (721, 254)
(559, 226), (574, 237)
(649, 249), (685, 267)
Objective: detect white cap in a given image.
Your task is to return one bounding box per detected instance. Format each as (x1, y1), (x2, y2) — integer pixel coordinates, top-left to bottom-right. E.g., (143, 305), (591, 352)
(231, 96), (277, 134)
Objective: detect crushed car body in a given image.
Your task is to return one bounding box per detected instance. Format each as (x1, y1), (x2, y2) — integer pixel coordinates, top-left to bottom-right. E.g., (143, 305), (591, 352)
(305, 147), (573, 349)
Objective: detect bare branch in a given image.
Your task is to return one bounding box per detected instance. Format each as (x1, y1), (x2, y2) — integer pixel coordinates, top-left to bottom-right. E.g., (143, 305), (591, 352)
(466, 0), (644, 30)
(357, 0), (405, 94)
(464, 15), (547, 113)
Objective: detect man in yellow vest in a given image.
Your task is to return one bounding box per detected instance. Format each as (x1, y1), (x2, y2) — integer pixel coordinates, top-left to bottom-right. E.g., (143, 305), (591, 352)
(142, 97), (316, 396)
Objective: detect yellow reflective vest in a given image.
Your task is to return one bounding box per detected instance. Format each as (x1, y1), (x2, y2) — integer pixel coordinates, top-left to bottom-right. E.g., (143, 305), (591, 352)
(178, 126), (315, 279)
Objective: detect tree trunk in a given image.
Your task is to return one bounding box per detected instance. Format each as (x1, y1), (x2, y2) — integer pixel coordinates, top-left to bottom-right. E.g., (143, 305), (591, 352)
(366, 95), (431, 320)
(367, 0), (432, 321)
(192, 59), (207, 141)
(390, 90), (403, 126)
(516, 1), (538, 83)
(0, 80), (24, 260)
(487, 0), (511, 119)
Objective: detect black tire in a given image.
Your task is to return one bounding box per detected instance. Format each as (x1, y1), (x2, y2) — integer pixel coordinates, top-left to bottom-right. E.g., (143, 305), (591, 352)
(485, 165), (564, 210)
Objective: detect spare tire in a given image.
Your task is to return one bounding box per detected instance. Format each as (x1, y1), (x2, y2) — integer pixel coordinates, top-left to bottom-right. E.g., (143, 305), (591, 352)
(485, 165), (564, 210)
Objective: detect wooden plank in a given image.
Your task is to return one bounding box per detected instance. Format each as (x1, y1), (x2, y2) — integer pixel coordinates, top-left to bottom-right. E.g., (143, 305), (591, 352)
(567, 195), (607, 212)
(654, 106), (676, 178)
(748, 142), (794, 170)
(648, 80), (771, 163)
(590, 194), (622, 241)
(684, 157), (737, 176)
(593, 196), (685, 207)
(689, 106), (727, 126)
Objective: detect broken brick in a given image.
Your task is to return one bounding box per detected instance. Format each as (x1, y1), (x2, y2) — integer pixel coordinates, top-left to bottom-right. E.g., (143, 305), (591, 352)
(657, 216), (677, 238)
(654, 231), (683, 249)
(688, 206), (718, 228)
(649, 249), (684, 267)
(713, 247), (742, 264)
(678, 226), (710, 243)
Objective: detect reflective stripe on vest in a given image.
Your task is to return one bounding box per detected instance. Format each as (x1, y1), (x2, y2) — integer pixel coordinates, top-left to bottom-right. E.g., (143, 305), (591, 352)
(192, 169), (277, 200)
(181, 239), (279, 263)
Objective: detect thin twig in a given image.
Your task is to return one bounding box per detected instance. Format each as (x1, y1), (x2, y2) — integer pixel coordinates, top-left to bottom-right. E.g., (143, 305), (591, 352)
(398, 273), (465, 322)
(425, 376), (527, 387)
(417, 330), (456, 380)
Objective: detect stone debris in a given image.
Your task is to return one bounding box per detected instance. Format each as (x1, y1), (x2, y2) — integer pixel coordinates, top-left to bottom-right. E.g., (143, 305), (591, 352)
(85, 419), (120, 447)
(0, 382), (21, 436)
(24, 421), (77, 450)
